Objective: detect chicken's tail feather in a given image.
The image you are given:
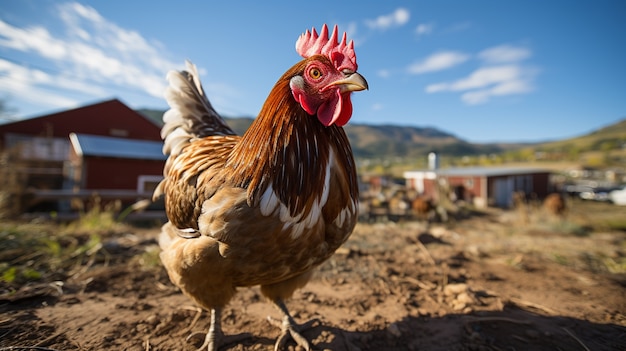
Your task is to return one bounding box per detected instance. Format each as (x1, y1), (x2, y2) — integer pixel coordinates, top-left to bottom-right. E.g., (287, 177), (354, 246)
(161, 60), (236, 158)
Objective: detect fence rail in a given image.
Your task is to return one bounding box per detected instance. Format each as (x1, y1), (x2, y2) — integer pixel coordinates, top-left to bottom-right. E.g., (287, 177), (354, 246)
(29, 189), (155, 201)
(20, 189), (166, 223)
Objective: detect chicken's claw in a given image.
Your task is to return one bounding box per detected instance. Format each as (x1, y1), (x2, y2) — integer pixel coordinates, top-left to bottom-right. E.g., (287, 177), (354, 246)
(186, 329), (220, 351)
(186, 308), (251, 351)
(187, 329), (252, 351)
(267, 300), (320, 351)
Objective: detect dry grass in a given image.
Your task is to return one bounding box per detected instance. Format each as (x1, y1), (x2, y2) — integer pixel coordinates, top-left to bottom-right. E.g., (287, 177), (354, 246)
(0, 205), (131, 291)
(488, 198), (626, 274)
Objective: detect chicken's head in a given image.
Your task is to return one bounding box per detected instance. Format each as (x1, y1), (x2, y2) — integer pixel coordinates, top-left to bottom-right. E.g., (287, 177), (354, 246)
(290, 24), (368, 127)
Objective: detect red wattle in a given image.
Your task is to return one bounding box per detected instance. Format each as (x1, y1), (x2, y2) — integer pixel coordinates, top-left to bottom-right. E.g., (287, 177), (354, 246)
(335, 94), (353, 127)
(317, 89), (353, 127)
(292, 90), (316, 115)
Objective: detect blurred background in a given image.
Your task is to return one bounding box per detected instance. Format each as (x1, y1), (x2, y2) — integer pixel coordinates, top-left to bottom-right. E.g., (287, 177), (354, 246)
(0, 0), (625, 218)
(1, 3), (625, 350)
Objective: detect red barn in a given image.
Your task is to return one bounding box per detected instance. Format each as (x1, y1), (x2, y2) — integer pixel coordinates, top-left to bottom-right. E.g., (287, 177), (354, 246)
(0, 99), (165, 215)
(68, 133), (165, 191)
(0, 99), (161, 145)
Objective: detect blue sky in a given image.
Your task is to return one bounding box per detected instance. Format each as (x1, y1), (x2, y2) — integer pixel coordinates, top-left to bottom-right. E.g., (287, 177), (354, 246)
(0, 1), (624, 143)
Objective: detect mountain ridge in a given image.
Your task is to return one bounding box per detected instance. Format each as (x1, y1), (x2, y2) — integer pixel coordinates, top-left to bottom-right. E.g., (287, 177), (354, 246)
(137, 108), (625, 162)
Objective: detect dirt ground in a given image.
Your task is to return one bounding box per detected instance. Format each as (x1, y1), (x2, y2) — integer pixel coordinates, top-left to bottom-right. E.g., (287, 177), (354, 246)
(1, 200), (625, 350)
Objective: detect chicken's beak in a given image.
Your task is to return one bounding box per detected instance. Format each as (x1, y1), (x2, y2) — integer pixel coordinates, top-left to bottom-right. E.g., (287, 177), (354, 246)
(329, 72), (369, 93)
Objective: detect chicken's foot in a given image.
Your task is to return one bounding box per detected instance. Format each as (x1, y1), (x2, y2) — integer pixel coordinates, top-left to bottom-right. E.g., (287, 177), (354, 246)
(267, 299), (319, 351)
(187, 308), (251, 351)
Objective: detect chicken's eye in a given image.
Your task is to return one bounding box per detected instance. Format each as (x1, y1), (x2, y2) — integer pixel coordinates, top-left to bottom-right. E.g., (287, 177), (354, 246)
(308, 67), (322, 80)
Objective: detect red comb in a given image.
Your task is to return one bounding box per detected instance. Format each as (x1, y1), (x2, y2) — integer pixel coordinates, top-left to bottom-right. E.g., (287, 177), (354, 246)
(295, 24), (357, 72)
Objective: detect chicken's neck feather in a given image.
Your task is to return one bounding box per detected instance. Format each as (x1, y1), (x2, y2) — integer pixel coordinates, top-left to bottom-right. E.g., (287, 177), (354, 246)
(227, 71), (355, 218)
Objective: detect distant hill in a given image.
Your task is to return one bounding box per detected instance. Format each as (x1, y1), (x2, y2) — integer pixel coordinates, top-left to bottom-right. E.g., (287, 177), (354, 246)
(137, 108), (625, 164)
(138, 109), (253, 135)
(503, 118), (626, 165)
(535, 118), (626, 152)
(137, 108), (516, 159)
(343, 124), (512, 158)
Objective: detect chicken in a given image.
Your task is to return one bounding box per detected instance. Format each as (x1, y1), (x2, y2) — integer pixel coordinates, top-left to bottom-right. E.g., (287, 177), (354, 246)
(153, 24), (367, 351)
(543, 192), (566, 218)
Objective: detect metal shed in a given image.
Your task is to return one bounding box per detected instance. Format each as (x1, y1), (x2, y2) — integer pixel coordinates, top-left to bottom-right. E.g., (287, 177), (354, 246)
(69, 133), (165, 192)
(404, 167), (553, 208)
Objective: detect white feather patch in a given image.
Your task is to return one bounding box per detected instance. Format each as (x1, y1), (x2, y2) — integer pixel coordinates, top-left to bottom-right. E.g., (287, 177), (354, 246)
(284, 220), (308, 240)
(259, 185), (279, 217)
(334, 198), (357, 228)
(279, 201), (303, 223)
(258, 151), (336, 239)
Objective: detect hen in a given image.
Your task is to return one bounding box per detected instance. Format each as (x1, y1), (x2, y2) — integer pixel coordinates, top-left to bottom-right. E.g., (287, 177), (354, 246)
(154, 24), (367, 351)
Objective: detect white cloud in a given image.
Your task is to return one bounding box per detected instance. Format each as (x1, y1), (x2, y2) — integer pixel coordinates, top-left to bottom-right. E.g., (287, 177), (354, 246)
(479, 44), (531, 63)
(344, 21), (358, 40)
(366, 8), (410, 30)
(54, 2), (177, 96)
(460, 79), (534, 105)
(408, 51), (470, 74)
(425, 83), (448, 93)
(377, 69), (390, 78)
(438, 65), (523, 91)
(415, 23), (433, 37)
(421, 43), (538, 105)
(460, 90), (491, 105)
(0, 2), (191, 115)
(426, 64), (537, 105)
(339, 21), (363, 46)
(63, 2), (103, 24)
(0, 20), (68, 59)
(0, 59), (80, 108)
(444, 21), (473, 33)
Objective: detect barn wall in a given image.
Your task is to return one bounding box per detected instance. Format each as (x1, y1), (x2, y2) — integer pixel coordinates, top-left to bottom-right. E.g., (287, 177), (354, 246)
(405, 169), (553, 209)
(486, 172), (552, 208)
(0, 99), (161, 148)
(487, 176), (513, 207)
(83, 157), (163, 190)
(423, 179), (438, 199)
(446, 175), (483, 203)
(532, 173), (551, 198)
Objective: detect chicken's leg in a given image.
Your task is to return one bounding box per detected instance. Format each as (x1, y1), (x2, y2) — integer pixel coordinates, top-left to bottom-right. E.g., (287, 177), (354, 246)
(188, 308), (250, 351)
(187, 308), (222, 351)
(267, 299), (319, 351)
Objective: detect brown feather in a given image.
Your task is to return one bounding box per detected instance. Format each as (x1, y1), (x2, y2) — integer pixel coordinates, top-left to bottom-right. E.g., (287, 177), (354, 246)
(158, 55), (358, 311)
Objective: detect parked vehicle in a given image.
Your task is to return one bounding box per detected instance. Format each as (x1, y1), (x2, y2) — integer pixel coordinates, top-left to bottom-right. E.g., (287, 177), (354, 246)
(580, 187), (617, 201)
(609, 186), (626, 205)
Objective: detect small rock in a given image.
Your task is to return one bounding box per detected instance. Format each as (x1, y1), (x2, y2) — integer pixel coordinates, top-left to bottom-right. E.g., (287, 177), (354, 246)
(145, 314), (159, 326)
(451, 301), (466, 311)
(63, 296), (81, 305)
(444, 283), (468, 296)
(335, 247), (350, 255)
(387, 322), (402, 337)
(429, 226), (448, 238)
(456, 292), (474, 305)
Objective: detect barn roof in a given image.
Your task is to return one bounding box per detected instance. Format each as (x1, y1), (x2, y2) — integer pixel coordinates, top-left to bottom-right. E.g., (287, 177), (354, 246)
(0, 99), (162, 145)
(436, 167), (551, 177)
(70, 133), (166, 160)
(405, 167), (551, 178)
